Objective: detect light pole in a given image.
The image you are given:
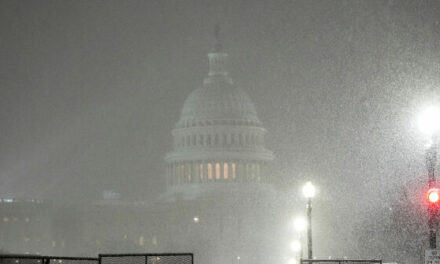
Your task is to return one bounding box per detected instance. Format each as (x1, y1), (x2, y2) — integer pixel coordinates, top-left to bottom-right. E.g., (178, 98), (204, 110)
(302, 181), (316, 260)
(418, 105), (440, 249)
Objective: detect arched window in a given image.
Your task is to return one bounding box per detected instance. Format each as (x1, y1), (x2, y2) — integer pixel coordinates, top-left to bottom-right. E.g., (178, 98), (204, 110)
(199, 163), (204, 181)
(216, 163), (221, 179)
(223, 163), (228, 179)
(207, 163), (213, 180)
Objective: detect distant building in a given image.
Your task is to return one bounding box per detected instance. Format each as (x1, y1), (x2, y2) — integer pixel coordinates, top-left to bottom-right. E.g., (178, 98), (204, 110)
(0, 33), (292, 264)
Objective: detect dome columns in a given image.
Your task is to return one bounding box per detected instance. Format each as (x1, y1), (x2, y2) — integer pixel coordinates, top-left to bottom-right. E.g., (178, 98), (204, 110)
(165, 159), (269, 187)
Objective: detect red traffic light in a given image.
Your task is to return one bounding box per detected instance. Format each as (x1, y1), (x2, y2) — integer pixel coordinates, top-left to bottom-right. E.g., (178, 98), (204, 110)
(427, 188), (440, 203)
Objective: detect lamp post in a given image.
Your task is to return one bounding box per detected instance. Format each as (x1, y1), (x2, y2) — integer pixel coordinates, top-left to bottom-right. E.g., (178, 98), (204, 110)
(302, 181), (316, 260)
(418, 105), (440, 249)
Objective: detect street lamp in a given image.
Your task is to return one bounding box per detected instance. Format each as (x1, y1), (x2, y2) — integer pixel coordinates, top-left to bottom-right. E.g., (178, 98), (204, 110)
(290, 239), (302, 264)
(292, 216), (307, 259)
(290, 239), (302, 253)
(417, 106), (440, 137)
(302, 181), (316, 260)
(418, 105), (440, 249)
(293, 216), (307, 233)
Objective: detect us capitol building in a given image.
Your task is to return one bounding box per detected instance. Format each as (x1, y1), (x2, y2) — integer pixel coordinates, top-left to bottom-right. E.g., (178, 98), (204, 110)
(0, 34), (292, 264)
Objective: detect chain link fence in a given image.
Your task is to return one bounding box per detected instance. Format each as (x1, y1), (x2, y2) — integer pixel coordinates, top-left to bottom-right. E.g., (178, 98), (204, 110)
(300, 260), (382, 264)
(0, 255), (98, 264)
(99, 254), (193, 264)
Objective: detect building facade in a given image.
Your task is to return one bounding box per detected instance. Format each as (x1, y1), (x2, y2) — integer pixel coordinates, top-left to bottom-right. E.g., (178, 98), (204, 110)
(0, 37), (291, 264)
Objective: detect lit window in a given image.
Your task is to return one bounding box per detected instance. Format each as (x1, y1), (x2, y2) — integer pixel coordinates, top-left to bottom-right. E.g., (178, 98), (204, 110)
(232, 163), (236, 179)
(152, 236), (158, 246)
(3, 217), (8, 222)
(216, 163), (220, 179)
(207, 163), (212, 180)
(199, 164), (204, 180)
(224, 163), (228, 179)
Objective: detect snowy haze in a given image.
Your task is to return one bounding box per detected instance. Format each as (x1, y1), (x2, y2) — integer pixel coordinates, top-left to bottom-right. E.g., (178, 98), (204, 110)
(1, 0), (440, 259)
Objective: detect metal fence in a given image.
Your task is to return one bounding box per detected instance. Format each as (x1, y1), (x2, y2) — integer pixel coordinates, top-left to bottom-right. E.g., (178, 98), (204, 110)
(0, 255), (98, 264)
(99, 254), (193, 264)
(300, 259), (382, 264)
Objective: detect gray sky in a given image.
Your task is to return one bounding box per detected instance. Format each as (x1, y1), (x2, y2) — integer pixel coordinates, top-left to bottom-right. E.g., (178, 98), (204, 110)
(1, 0), (440, 224)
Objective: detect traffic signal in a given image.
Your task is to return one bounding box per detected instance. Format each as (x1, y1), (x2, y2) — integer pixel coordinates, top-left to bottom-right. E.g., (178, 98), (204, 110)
(427, 188), (440, 204)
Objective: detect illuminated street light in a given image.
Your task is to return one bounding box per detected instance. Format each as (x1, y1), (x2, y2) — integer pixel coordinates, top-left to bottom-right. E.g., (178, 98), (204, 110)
(417, 105), (440, 249)
(302, 181), (316, 198)
(292, 215), (307, 260)
(287, 258), (297, 264)
(293, 216), (307, 233)
(302, 181), (316, 260)
(428, 188), (440, 204)
(418, 105), (440, 136)
(290, 240), (301, 252)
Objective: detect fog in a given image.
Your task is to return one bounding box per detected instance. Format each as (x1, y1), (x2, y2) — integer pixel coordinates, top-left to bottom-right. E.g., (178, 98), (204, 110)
(1, 1), (440, 263)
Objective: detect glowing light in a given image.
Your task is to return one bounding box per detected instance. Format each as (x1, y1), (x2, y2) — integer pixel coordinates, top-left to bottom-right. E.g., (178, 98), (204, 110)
(287, 258), (297, 264)
(293, 216), (307, 232)
(193, 217), (200, 223)
(290, 240), (301, 252)
(302, 181), (316, 198)
(418, 105), (440, 136)
(428, 188), (440, 203)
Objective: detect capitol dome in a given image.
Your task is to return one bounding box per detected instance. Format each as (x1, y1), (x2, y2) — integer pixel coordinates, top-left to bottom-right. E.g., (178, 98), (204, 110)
(164, 37), (273, 192)
(178, 76), (261, 127)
